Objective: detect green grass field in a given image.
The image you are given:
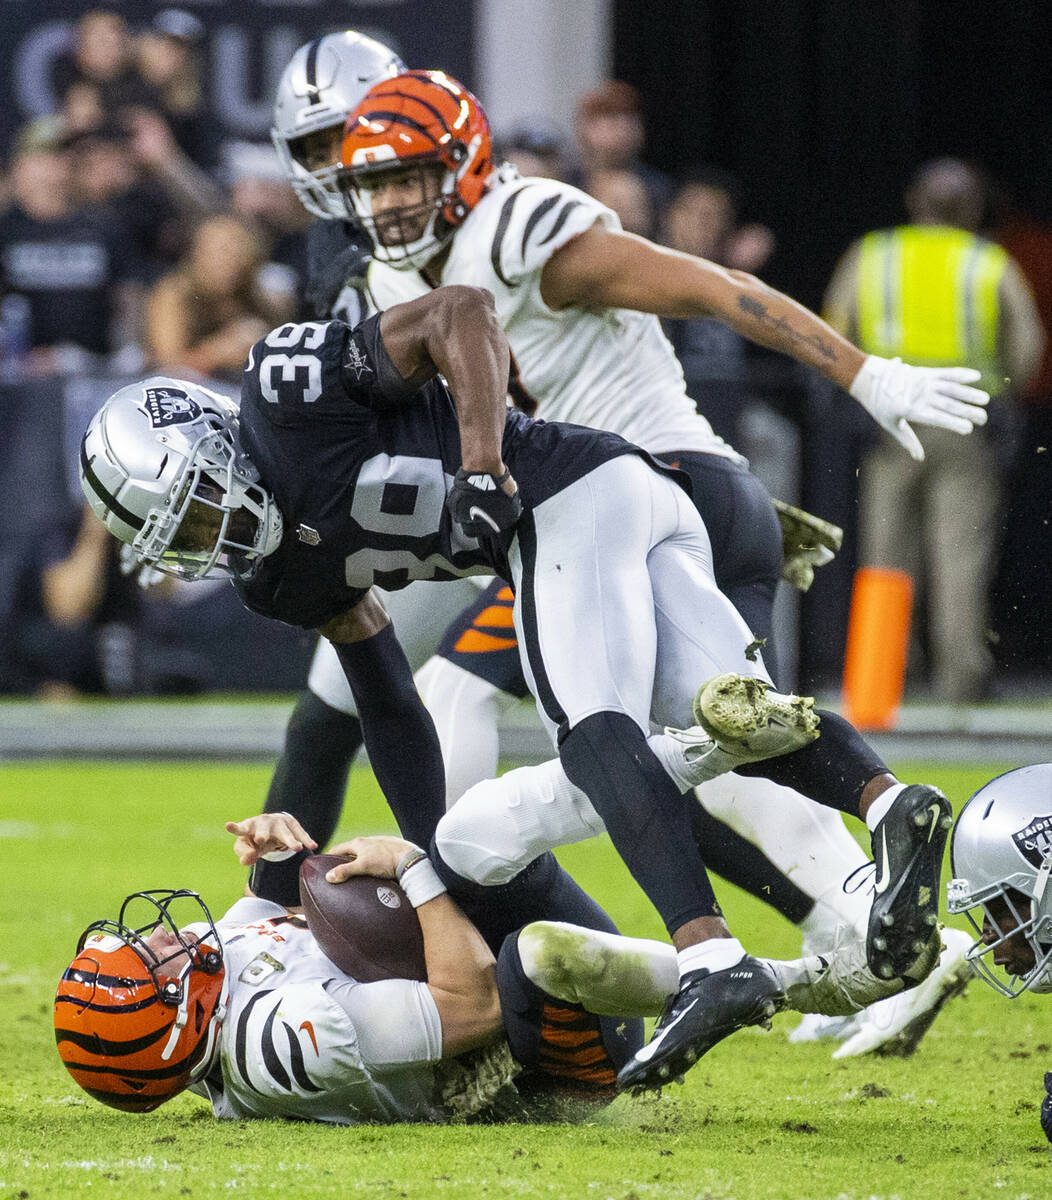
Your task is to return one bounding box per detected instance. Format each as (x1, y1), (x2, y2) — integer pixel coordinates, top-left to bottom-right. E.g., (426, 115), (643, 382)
(1, 759), (1048, 1199)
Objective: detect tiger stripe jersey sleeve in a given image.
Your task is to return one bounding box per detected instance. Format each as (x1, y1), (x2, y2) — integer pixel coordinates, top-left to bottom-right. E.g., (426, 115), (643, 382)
(486, 178), (618, 289)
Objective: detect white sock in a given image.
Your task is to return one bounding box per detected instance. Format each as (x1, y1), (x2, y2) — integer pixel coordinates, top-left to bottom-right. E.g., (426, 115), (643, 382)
(864, 782), (907, 832)
(676, 937), (746, 979)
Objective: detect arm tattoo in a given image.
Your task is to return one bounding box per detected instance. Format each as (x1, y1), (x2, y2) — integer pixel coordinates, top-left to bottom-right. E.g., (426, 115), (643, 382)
(737, 294), (838, 362)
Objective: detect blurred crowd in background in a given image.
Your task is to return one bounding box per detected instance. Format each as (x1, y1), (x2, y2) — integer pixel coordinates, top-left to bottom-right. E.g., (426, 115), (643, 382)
(1, 8), (1050, 706)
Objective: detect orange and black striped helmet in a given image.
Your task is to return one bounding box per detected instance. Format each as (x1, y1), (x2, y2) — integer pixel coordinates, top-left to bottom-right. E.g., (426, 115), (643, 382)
(55, 890), (226, 1112)
(340, 70), (492, 269)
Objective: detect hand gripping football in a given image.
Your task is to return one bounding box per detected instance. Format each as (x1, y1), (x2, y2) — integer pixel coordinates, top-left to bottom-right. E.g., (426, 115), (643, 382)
(299, 855), (427, 982)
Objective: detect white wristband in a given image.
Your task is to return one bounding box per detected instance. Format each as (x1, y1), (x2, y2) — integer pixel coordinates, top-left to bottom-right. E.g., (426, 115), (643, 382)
(398, 857), (447, 908)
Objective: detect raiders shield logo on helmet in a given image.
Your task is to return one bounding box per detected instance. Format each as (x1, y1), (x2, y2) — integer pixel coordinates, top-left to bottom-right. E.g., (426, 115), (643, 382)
(142, 386), (203, 428)
(1011, 814), (1052, 870)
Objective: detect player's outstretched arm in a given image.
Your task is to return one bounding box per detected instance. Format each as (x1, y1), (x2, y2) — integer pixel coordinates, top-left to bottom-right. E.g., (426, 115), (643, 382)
(327, 836), (502, 1057)
(319, 594), (446, 851)
(541, 223), (989, 461)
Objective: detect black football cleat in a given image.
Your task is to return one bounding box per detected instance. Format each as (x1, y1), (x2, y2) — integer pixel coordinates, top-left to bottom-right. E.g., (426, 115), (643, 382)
(866, 784), (953, 982)
(616, 955), (786, 1094)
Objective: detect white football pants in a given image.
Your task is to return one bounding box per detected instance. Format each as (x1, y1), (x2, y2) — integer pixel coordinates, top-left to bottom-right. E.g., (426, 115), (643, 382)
(306, 576), (486, 714)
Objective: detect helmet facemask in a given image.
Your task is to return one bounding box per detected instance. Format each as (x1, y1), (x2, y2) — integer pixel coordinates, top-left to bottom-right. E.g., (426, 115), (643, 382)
(341, 150), (474, 271)
(56, 890), (227, 1112)
(135, 415), (275, 581)
(273, 120), (347, 220)
(948, 871), (1052, 997)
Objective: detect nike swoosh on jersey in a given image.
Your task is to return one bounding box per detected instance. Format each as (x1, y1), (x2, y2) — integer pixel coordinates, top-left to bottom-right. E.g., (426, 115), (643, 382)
(873, 827), (891, 894)
(631, 997), (700, 1063)
(298, 1020), (319, 1055)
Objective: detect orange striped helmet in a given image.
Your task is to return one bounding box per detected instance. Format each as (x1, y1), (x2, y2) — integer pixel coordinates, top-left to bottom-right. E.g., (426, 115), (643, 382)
(55, 891), (226, 1112)
(340, 70), (492, 269)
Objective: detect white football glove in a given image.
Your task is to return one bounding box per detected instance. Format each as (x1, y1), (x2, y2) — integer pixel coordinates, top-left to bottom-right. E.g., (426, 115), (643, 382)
(848, 354), (990, 462)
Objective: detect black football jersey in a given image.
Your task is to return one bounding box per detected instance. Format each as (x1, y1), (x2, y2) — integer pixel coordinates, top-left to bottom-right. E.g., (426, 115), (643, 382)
(233, 314), (675, 629)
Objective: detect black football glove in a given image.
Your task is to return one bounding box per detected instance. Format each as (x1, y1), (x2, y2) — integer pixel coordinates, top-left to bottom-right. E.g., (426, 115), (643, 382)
(447, 467), (523, 540)
(1041, 1072), (1052, 1144)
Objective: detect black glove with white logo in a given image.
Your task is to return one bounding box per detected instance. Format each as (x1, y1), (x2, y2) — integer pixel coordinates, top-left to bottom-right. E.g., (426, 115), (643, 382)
(1041, 1072), (1052, 1144)
(447, 467), (522, 540)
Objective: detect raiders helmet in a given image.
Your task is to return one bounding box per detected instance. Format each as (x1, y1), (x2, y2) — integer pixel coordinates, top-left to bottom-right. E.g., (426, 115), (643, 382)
(79, 377), (282, 581)
(947, 764), (1052, 996)
(272, 31), (404, 220)
(55, 890), (226, 1112)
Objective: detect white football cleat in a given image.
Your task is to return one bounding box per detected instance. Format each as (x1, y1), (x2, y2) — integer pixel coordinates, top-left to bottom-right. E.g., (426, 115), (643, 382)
(788, 1013), (857, 1043)
(831, 927), (974, 1059)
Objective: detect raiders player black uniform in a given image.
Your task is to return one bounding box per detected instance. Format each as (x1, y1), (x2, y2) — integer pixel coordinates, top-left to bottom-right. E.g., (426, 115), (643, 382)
(233, 313), (671, 631)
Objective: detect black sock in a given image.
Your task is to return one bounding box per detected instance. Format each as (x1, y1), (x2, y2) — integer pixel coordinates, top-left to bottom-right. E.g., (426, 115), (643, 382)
(736, 709), (889, 818)
(690, 804), (814, 926)
(264, 689), (363, 847)
(431, 849), (619, 956)
(559, 711), (720, 935)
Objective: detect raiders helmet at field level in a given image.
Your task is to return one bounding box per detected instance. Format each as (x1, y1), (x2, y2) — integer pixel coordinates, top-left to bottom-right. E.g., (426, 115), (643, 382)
(947, 764), (1052, 996)
(272, 31), (404, 220)
(79, 378), (281, 581)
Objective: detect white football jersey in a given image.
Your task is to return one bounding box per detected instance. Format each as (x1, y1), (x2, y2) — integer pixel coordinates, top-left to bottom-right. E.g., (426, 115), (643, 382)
(368, 171), (742, 462)
(189, 897), (444, 1124)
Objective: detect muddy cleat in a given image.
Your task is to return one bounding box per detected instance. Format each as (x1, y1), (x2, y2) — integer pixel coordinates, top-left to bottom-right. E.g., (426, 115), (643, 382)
(772, 498), (844, 593)
(692, 673), (820, 765)
(834, 927), (974, 1058)
(866, 784), (953, 981)
(766, 932), (936, 1019)
(616, 955), (786, 1094)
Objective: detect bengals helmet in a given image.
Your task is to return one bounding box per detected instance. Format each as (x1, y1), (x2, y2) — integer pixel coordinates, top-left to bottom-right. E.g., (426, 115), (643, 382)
(55, 891), (227, 1112)
(340, 70), (493, 269)
(271, 31), (405, 220)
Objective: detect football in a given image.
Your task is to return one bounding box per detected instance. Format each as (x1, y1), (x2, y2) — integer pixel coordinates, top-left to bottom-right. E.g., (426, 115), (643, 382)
(298, 854), (427, 982)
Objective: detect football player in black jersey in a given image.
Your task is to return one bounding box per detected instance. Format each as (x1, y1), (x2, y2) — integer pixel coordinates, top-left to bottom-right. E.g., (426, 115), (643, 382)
(81, 282), (963, 1089)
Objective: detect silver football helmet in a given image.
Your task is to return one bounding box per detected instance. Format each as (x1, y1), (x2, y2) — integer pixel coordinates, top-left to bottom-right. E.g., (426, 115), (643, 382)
(947, 764), (1052, 996)
(271, 31), (404, 220)
(79, 378), (282, 581)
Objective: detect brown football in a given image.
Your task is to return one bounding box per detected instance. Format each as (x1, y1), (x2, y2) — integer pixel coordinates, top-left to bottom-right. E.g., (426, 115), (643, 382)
(298, 854), (427, 982)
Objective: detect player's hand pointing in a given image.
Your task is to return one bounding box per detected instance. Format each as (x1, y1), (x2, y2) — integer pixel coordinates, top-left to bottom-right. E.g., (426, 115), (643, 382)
(225, 812), (318, 866)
